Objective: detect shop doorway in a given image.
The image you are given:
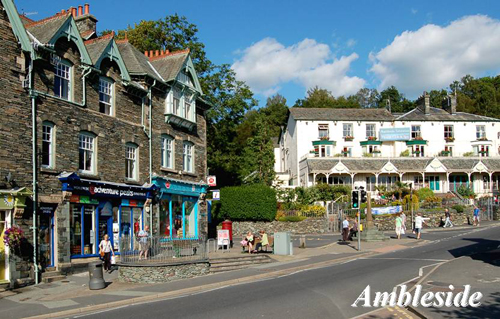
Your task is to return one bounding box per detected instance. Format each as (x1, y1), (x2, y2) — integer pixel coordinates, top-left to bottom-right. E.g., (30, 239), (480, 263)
(70, 204), (96, 257)
(0, 210), (10, 282)
(39, 211), (54, 268)
(98, 216), (113, 248)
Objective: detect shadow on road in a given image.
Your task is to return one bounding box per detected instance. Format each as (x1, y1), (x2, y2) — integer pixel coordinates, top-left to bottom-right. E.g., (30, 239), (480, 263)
(448, 238), (500, 267)
(428, 292), (500, 318)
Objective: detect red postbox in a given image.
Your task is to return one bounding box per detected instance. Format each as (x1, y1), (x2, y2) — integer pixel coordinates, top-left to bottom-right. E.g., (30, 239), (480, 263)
(221, 220), (233, 247)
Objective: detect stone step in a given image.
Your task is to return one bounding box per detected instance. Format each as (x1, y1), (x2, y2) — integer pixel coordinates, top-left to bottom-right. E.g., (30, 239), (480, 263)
(209, 255), (271, 264)
(210, 264), (266, 273)
(210, 259), (271, 269)
(45, 266), (57, 272)
(43, 270), (61, 277)
(42, 275), (66, 284)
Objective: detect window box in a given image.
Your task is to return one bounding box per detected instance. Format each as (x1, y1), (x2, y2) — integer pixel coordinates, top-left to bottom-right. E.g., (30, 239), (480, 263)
(477, 137), (488, 141)
(343, 136), (354, 141)
(414, 136), (423, 141)
(445, 137), (455, 142)
(372, 150), (381, 154)
(367, 136), (377, 141)
(341, 151), (350, 156)
(319, 136), (330, 141)
(440, 151), (451, 156)
(412, 151), (421, 155)
(478, 151), (488, 154)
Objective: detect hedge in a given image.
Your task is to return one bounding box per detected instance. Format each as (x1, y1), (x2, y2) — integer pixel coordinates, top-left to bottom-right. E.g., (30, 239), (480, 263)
(220, 184), (277, 221)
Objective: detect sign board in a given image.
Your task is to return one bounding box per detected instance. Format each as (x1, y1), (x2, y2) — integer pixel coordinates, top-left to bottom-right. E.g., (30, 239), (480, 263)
(379, 128), (411, 141)
(217, 229), (230, 246)
(372, 205), (402, 215)
(207, 176), (217, 187)
(212, 190), (220, 200)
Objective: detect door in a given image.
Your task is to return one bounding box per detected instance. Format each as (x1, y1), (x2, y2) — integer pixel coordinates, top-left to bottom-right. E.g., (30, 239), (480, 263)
(429, 176), (440, 191)
(39, 212), (54, 268)
(0, 210), (9, 282)
(98, 216), (113, 251)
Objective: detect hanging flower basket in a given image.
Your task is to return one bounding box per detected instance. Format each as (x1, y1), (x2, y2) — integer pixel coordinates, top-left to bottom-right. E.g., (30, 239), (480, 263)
(3, 226), (24, 250)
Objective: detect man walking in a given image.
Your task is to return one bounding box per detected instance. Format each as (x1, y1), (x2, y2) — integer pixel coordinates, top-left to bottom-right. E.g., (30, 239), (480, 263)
(473, 206), (481, 226)
(444, 208), (454, 228)
(342, 216), (350, 242)
(414, 213), (429, 240)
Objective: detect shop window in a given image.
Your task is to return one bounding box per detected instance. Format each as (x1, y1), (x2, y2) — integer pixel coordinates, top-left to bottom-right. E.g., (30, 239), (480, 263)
(366, 124), (376, 138)
(42, 122), (55, 168)
(54, 60), (71, 100)
(183, 141), (194, 173)
(158, 195), (198, 239)
(125, 144), (138, 180)
(70, 204), (95, 256)
(411, 125), (421, 139)
(99, 77), (113, 116)
(79, 133), (96, 174)
(161, 135), (174, 169)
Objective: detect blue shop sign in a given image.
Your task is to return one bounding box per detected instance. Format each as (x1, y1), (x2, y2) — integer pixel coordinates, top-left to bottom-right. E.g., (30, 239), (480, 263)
(59, 172), (155, 200)
(379, 128), (411, 141)
(153, 177), (207, 198)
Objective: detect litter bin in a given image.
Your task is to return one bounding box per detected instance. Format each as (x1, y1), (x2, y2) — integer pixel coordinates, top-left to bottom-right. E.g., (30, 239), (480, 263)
(88, 261), (106, 290)
(274, 232), (292, 255)
(222, 220), (233, 248)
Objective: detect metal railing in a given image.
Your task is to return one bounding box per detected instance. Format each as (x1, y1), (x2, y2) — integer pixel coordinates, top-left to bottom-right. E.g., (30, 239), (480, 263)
(119, 236), (207, 264)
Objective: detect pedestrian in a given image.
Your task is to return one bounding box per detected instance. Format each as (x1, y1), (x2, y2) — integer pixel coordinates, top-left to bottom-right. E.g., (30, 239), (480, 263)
(99, 234), (115, 273)
(138, 225), (150, 260)
(473, 206), (481, 226)
(348, 218), (358, 241)
(444, 208), (454, 228)
(395, 214), (403, 239)
(414, 213), (429, 240)
(342, 216), (349, 242)
(245, 231), (254, 253)
(401, 212), (407, 235)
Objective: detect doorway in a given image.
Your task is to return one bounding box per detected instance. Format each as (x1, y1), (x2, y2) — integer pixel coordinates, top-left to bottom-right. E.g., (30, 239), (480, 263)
(428, 176), (440, 191)
(98, 216), (113, 249)
(39, 210), (54, 268)
(0, 210), (9, 282)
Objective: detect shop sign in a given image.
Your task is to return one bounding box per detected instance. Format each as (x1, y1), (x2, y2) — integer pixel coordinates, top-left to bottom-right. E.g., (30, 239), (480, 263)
(70, 182), (150, 199)
(70, 195), (80, 203)
(207, 176), (216, 187)
(212, 190), (220, 200)
(166, 181), (171, 189)
(379, 128), (411, 141)
(217, 229), (230, 246)
(39, 205), (56, 214)
(84, 206), (94, 215)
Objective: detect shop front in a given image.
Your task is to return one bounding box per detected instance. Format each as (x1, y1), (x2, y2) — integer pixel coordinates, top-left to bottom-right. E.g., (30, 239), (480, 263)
(59, 173), (155, 259)
(0, 187), (32, 284)
(152, 177), (207, 240)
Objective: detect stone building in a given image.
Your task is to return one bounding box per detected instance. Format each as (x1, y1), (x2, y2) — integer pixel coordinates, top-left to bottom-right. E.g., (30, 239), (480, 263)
(275, 93), (500, 196)
(0, 0), (210, 286)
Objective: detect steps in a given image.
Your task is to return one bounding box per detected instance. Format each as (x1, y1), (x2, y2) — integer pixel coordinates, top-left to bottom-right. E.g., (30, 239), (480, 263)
(42, 270), (66, 283)
(209, 255), (272, 273)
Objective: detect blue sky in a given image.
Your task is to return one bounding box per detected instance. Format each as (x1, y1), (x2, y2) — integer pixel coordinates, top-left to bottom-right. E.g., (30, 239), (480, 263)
(18, 0), (500, 107)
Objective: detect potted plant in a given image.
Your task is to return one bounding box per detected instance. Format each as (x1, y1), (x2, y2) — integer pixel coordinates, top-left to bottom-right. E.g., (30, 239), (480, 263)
(367, 136), (377, 141)
(319, 136), (329, 141)
(344, 136), (354, 141)
(445, 137), (455, 142)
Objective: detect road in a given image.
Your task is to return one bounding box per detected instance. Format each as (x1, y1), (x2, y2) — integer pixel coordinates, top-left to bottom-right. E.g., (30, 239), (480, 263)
(83, 227), (500, 319)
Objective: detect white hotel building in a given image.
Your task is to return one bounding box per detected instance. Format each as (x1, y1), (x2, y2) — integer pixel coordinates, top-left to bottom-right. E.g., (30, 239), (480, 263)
(274, 93), (500, 196)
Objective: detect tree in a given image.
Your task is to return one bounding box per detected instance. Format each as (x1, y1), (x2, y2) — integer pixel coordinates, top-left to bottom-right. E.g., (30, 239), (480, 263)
(355, 88), (380, 108)
(429, 89), (448, 108)
(377, 86), (415, 113)
(294, 86), (361, 108)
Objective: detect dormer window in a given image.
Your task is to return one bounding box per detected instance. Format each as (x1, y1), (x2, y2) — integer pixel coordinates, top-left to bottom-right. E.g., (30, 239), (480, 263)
(54, 60), (71, 100)
(165, 86), (197, 129)
(99, 77), (114, 116)
(173, 88), (181, 116)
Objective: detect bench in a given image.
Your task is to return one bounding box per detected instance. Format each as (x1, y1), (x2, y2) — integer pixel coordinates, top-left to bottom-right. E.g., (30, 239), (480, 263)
(241, 236), (274, 253)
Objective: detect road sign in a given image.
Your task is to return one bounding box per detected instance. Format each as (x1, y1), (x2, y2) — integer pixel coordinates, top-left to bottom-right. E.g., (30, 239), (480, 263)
(212, 190), (220, 200)
(207, 176), (217, 187)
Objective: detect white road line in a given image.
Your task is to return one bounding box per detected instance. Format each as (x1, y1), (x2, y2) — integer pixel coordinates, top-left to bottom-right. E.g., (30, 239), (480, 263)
(359, 257), (448, 262)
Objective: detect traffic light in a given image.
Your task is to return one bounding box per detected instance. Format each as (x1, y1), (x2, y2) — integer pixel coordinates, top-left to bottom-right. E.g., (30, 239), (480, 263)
(360, 187), (367, 203)
(352, 190), (359, 209)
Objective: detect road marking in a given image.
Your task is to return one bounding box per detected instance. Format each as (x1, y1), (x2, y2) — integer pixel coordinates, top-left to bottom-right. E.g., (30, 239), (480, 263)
(359, 257), (448, 262)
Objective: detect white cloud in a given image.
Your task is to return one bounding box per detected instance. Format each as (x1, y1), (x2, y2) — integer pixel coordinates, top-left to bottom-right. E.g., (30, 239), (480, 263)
(370, 15), (500, 97)
(232, 37), (365, 97)
(346, 38), (357, 48)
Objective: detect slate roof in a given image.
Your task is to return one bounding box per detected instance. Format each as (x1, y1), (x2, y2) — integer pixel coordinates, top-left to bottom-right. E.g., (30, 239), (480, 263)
(150, 51), (189, 82)
(25, 13), (70, 44)
(396, 107), (500, 122)
(84, 36), (112, 64)
(116, 41), (163, 82)
(290, 108), (395, 121)
(305, 157), (500, 173)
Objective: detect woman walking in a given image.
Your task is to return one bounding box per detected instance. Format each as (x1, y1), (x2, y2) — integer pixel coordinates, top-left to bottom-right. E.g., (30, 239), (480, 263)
(99, 234), (115, 273)
(395, 214), (403, 239)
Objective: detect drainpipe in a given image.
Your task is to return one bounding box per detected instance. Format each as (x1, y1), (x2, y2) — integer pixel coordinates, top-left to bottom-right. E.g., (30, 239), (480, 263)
(28, 54), (39, 285)
(147, 80), (156, 232)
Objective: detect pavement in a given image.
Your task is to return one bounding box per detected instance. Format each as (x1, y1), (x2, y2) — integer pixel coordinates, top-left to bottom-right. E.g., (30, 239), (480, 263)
(0, 221), (498, 319)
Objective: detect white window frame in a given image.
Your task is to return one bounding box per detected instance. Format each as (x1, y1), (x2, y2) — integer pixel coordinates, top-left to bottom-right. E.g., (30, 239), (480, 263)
(318, 124), (329, 139)
(444, 125), (454, 139)
(42, 122), (55, 168)
(476, 125), (486, 139)
(79, 133), (96, 174)
(366, 124), (376, 138)
(125, 144), (138, 180)
(319, 145), (331, 158)
(183, 142), (194, 173)
(54, 60), (71, 100)
(173, 88), (181, 116)
(99, 77), (114, 116)
(161, 136), (174, 169)
(343, 123), (353, 137)
(411, 125), (421, 139)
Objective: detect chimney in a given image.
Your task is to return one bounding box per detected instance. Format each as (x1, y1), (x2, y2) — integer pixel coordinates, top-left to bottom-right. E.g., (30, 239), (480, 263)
(74, 3), (98, 37)
(71, 7), (77, 18)
(442, 94), (457, 115)
(149, 50), (153, 57)
(417, 91), (430, 115)
(144, 51), (149, 57)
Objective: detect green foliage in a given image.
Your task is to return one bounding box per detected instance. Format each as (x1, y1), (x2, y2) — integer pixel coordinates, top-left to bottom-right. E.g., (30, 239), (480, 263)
(463, 152), (475, 157)
(417, 188), (434, 201)
(299, 205), (326, 217)
(393, 181), (410, 200)
(402, 194), (419, 210)
(377, 86), (415, 113)
(452, 205), (465, 213)
(400, 149), (410, 157)
(278, 216), (307, 222)
(293, 87), (361, 108)
(424, 196), (442, 206)
(456, 185), (475, 198)
(220, 185), (277, 221)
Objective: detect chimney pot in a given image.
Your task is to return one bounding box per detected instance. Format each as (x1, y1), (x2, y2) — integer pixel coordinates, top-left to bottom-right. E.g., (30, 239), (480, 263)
(144, 51), (148, 57)
(84, 3), (90, 15)
(165, 50), (169, 54)
(149, 50), (153, 57)
(155, 50), (159, 57)
(161, 50), (164, 55)
(71, 7), (77, 18)
(78, 5), (83, 16)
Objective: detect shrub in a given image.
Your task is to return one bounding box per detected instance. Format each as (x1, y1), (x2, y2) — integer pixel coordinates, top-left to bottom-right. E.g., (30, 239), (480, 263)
(220, 184), (277, 221)
(463, 152), (474, 157)
(424, 196), (442, 206)
(403, 194), (419, 210)
(278, 216), (307, 222)
(452, 205), (465, 213)
(456, 185), (475, 198)
(417, 188), (434, 201)
(400, 149), (410, 157)
(300, 205), (326, 217)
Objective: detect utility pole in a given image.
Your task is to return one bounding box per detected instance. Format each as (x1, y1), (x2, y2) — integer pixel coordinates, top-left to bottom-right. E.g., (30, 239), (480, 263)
(357, 206), (361, 251)
(410, 184), (414, 230)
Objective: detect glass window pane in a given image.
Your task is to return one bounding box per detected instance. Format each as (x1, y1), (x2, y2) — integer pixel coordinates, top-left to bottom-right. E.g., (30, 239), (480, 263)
(184, 200), (196, 238)
(70, 204), (82, 255)
(172, 195), (183, 238)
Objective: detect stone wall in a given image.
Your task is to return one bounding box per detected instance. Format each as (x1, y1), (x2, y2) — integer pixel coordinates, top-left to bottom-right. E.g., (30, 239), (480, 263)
(230, 218), (328, 237)
(371, 207), (474, 231)
(118, 262), (210, 284)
